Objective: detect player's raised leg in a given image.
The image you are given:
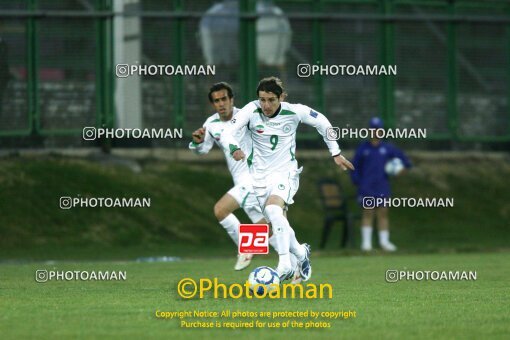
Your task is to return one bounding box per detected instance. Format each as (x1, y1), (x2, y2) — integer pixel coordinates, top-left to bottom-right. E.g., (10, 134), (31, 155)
(269, 235), (301, 284)
(214, 193), (240, 243)
(214, 193), (253, 270)
(264, 195), (309, 281)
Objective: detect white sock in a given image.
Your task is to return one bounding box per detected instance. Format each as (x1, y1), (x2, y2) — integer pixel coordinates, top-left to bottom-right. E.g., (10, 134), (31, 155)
(287, 225), (306, 261)
(265, 205), (292, 274)
(219, 214), (240, 246)
(265, 205), (306, 260)
(276, 254), (292, 275)
(270, 235), (298, 270)
(361, 226), (373, 246)
(379, 230), (390, 245)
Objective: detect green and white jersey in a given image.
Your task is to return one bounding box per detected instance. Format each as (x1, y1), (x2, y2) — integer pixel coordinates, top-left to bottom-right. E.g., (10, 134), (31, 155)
(189, 108), (253, 185)
(221, 101), (341, 178)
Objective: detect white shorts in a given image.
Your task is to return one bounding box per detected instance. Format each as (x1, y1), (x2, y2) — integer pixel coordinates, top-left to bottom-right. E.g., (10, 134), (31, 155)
(252, 167), (303, 207)
(227, 183), (265, 223)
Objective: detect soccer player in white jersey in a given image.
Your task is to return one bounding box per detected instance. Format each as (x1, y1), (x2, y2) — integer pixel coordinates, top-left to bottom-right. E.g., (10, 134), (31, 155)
(189, 82), (300, 277)
(220, 77), (354, 281)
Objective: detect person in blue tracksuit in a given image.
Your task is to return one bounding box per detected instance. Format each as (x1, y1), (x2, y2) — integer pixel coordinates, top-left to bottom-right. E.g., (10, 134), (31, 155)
(350, 117), (412, 251)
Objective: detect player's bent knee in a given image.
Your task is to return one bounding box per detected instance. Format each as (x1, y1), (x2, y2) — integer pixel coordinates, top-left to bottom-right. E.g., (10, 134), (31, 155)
(265, 204), (283, 218)
(264, 205), (284, 225)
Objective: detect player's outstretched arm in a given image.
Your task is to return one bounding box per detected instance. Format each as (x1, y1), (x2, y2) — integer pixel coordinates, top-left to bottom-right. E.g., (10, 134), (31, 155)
(297, 104), (354, 171)
(298, 105), (344, 157)
(334, 154), (355, 171)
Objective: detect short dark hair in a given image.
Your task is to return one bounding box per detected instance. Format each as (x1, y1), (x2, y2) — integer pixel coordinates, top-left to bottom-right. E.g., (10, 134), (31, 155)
(208, 82), (234, 102)
(256, 77), (285, 97)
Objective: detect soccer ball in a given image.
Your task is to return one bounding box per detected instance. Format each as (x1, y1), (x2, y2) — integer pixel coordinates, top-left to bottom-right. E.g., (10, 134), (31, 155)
(385, 158), (404, 176)
(248, 266), (280, 295)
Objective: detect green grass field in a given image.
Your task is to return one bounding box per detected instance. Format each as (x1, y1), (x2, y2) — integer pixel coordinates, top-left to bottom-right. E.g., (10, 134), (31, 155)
(1, 155), (509, 338)
(2, 252), (509, 339)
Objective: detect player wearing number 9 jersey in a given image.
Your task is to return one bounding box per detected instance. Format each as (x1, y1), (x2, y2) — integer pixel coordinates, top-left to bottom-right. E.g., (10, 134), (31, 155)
(189, 82), (300, 277)
(220, 77), (354, 281)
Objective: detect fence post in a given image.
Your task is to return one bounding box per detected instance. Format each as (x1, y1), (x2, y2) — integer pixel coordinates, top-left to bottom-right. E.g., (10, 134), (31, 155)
(239, 0), (257, 103)
(93, 0), (113, 152)
(96, 0), (113, 130)
(447, 0), (458, 141)
(507, 3), (510, 138)
(313, 0), (325, 114)
(172, 0), (184, 130)
(379, 0), (395, 128)
(27, 0), (39, 136)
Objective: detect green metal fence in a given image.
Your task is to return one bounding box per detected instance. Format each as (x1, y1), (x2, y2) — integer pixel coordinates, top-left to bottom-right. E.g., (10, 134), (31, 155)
(0, 0), (509, 144)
